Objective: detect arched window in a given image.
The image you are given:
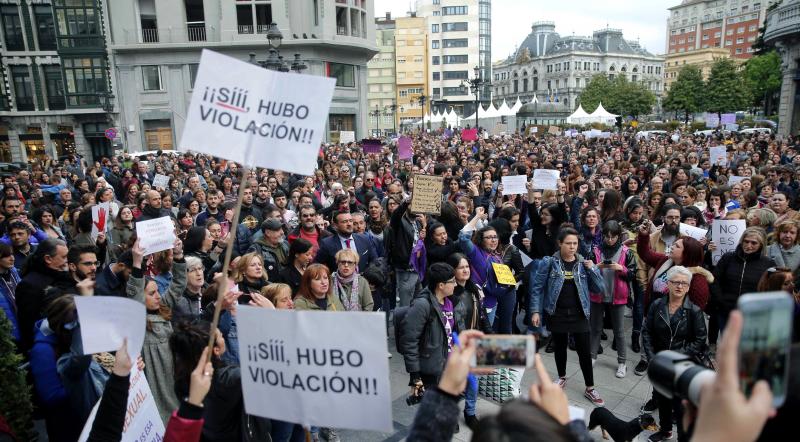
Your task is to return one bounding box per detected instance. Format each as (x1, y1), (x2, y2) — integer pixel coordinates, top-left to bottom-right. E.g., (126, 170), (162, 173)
(609, 65), (615, 71)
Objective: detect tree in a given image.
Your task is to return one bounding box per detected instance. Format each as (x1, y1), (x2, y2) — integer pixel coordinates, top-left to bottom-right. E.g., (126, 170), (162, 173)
(663, 65), (706, 124)
(704, 58), (751, 121)
(744, 50), (782, 115)
(578, 74), (655, 119)
(0, 312), (34, 440)
(577, 74), (612, 113)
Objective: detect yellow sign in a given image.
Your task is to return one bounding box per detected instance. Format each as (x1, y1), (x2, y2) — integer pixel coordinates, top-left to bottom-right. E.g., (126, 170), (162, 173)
(492, 262), (517, 285)
(631, 120), (638, 128)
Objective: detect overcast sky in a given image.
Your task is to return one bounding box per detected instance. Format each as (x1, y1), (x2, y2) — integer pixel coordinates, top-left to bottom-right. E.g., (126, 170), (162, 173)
(374, 0), (676, 59)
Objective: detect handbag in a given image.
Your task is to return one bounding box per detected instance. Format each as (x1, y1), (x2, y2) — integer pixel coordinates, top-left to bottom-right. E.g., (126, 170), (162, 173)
(477, 367), (524, 403)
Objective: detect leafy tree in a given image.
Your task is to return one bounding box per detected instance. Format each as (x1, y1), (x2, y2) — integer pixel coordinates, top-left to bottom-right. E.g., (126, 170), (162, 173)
(578, 74), (655, 119)
(0, 311), (34, 440)
(577, 74), (612, 113)
(744, 50), (782, 115)
(704, 58), (751, 122)
(663, 65), (706, 124)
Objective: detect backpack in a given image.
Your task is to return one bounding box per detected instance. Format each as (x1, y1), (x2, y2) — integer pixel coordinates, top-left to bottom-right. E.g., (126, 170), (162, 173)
(393, 300), (429, 355)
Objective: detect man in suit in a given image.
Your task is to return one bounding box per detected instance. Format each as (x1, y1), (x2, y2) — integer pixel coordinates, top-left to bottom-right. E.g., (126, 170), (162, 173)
(316, 211), (377, 274)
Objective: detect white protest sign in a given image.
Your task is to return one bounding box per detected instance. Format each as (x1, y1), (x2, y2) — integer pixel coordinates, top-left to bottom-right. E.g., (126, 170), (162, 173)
(728, 176), (747, 185)
(237, 307), (392, 432)
(710, 146), (727, 166)
(680, 223), (708, 241)
(711, 219), (746, 265)
(339, 130), (355, 144)
(501, 175), (528, 195)
(74, 296), (145, 361)
(90, 202), (111, 242)
(78, 364), (165, 442)
(180, 49), (335, 175)
(152, 174), (169, 189)
(136, 216), (176, 256)
(533, 169), (560, 190)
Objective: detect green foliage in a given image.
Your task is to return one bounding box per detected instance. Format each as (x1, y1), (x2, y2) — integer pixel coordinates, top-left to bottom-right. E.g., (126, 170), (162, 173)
(577, 74), (611, 113)
(704, 58), (751, 118)
(663, 65), (706, 123)
(578, 74), (656, 118)
(744, 50), (782, 112)
(0, 311), (34, 440)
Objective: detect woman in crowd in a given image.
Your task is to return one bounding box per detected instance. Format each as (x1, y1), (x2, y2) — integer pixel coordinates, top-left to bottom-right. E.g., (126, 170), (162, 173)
(642, 266), (707, 442)
(176, 208), (195, 239)
(571, 184), (603, 258)
(766, 220), (800, 273)
(756, 267), (794, 292)
(278, 238), (313, 295)
(294, 263), (343, 311)
(526, 182), (567, 259)
(110, 205), (135, 261)
(32, 206), (65, 241)
(712, 226), (775, 332)
(261, 283), (295, 310)
(426, 221), (460, 265)
(530, 227), (606, 406)
(233, 252), (269, 296)
(183, 226), (218, 277)
(330, 248), (373, 311)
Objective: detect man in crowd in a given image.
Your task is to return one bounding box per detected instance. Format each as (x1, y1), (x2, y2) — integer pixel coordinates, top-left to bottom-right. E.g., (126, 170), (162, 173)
(137, 190), (173, 222)
(248, 218), (289, 282)
(316, 211), (377, 274)
(287, 204), (330, 254)
(196, 189), (225, 226)
(94, 251), (134, 297)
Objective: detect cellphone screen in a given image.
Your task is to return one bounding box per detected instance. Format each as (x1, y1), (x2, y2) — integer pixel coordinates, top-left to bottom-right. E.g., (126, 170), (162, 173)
(238, 294), (253, 305)
(471, 335), (534, 368)
(739, 298), (792, 407)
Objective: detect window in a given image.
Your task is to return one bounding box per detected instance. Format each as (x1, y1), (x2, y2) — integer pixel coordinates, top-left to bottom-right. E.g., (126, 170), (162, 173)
(584, 61), (590, 70)
(714, 31), (721, 37)
(433, 72), (440, 80)
(727, 29), (733, 35)
(443, 86), (466, 96)
(749, 25), (757, 31)
(736, 37), (744, 43)
(399, 90), (407, 97)
(62, 57), (107, 106)
(236, 0), (273, 34)
(432, 40), (439, 49)
(413, 56), (422, 63)
(431, 24), (439, 33)
(736, 48), (742, 54)
(442, 6), (467, 15)
(189, 64), (199, 88)
(737, 26), (744, 33)
(1, 5), (24, 51)
(11, 66), (34, 111)
(142, 65), (162, 91)
(443, 55), (468, 64)
(34, 5), (57, 50)
(52, 0), (103, 48)
(43, 65), (65, 110)
(328, 63), (355, 87)
(432, 87), (440, 97)
(432, 56), (440, 65)
(726, 39), (732, 45)
(655, 67), (661, 74)
(703, 34), (709, 40)
(513, 80), (518, 92)
(688, 36), (694, 42)
(397, 56), (405, 63)
(433, 10), (440, 16)
(443, 70), (468, 80)
(443, 22), (467, 32)
(443, 38), (468, 48)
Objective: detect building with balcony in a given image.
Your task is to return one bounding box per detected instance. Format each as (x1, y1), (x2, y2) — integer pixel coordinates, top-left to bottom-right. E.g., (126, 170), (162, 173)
(415, 0), (491, 117)
(394, 15), (428, 130)
(492, 22), (664, 113)
(763, 0), (800, 137)
(367, 13), (397, 136)
(0, 0), (117, 163)
(666, 0), (778, 59)
(664, 47), (731, 90)
(106, 0), (378, 152)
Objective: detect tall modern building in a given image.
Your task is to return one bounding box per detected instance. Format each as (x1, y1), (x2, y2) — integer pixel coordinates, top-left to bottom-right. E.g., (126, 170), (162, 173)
(0, 0), (117, 163)
(415, 0), (490, 116)
(492, 23), (664, 113)
(367, 13), (396, 136)
(394, 15), (428, 130)
(666, 0), (777, 59)
(106, 0), (378, 152)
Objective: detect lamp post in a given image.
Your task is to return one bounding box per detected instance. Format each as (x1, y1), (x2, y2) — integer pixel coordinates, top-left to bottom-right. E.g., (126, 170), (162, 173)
(399, 106), (405, 133)
(370, 104), (382, 137)
(417, 94), (428, 131)
(248, 24), (308, 75)
(386, 102), (397, 135)
(461, 65), (491, 130)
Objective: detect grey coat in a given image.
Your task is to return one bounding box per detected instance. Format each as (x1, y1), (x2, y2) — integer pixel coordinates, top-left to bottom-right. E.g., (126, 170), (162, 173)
(766, 243), (800, 273)
(399, 288), (448, 379)
(126, 259), (187, 423)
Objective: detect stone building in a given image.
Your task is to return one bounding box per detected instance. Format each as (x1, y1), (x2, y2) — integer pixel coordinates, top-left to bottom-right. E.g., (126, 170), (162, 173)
(763, 0), (800, 137)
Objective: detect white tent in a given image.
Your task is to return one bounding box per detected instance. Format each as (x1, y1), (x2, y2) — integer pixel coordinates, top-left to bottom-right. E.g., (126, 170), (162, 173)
(510, 97), (524, 113)
(497, 99), (514, 117)
(566, 104), (591, 124)
(482, 102), (501, 119)
(441, 109), (461, 126)
(588, 102), (618, 125)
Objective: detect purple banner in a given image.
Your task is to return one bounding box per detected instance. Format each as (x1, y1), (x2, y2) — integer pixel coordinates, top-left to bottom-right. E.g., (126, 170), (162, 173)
(398, 137), (413, 160)
(362, 139), (382, 154)
(721, 113), (736, 124)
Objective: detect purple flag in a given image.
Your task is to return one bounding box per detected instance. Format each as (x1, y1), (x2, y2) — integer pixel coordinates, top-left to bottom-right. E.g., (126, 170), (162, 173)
(721, 113), (736, 124)
(398, 137), (413, 160)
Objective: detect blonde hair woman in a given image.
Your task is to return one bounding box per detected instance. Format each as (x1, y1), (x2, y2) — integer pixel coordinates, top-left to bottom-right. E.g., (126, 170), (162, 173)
(331, 248), (373, 311)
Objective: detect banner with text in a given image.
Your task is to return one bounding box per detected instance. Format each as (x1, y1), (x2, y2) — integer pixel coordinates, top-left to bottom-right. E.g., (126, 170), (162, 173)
(237, 307), (392, 432)
(180, 49), (335, 175)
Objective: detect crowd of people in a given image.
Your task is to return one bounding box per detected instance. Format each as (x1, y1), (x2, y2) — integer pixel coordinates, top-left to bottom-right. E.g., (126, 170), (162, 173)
(0, 124), (798, 442)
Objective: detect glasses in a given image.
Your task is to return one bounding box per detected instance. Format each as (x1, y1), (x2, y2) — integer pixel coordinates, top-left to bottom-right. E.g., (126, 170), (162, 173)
(668, 280), (690, 288)
(483, 235), (498, 240)
(338, 260), (356, 267)
(444, 278), (457, 285)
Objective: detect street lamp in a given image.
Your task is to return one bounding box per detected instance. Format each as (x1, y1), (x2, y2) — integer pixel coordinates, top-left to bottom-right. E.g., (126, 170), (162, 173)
(290, 53), (308, 74)
(266, 22), (282, 49)
(399, 106), (405, 133)
(385, 102), (397, 135)
(370, 104), (382, 137)
(461, 65), (491, 130)
(417, 94), (428, 131)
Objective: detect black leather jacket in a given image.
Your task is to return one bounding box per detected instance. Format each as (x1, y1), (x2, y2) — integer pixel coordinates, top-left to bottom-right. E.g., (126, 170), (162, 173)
(642, 296), (707, 361)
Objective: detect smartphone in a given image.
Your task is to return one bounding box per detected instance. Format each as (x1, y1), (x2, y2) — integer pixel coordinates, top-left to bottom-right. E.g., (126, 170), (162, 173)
(238, 294), (253, 305)
(737, 292), (794, 407)
(470, 335), (535, 368)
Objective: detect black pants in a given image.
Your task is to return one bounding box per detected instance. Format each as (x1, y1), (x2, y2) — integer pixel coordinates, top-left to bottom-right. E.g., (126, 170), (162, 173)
(552, 331), (594, 386)
(653, 390), (687, 441)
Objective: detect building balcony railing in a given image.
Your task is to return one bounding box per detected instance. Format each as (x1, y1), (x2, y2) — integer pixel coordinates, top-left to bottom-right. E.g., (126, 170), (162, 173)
(237, 24), (270, 34)
(764, 1), (800, 44)
(142, 27), (159, 43)
(187, 23), (206, 41)
(15, 98), (35, 111)
(122, 26), (217, 45)
(47, 96), (66, 110)
(337, 25), (347, 36)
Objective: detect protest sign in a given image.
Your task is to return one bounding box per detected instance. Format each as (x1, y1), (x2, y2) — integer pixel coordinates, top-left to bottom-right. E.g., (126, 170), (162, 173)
(598, 132), (611, 139)
(711, 219), (746, 265)
(533, 169), (560, 190)
(78, 364), (164, 442)
(710, 146), (727, 166)
(530, 126), (538, 133)
(725, 123), (739, 131)
(398, 136), (413, 160)
(721, 113), (736, 125)
(492, 123), (507, 135)
(180, 49), (335, 175)
(492, 262), (517, 285)
(237, 307), (392, 432)
(728, 175), (747, 185)
(340, 130), (355, 144)
(410, 174), (443, 215)
(547, 125), (560, 135)
(136, 216), (176, 255)
(461, 128), (477, 141)
(362, 139), (382, 154)
(90, 202), (111, 241)
(74, 296), (145, 361)
(705, 112), (720, 128)
(152, 173), (169, 189)
(501, 175), (528, 195)
(680, 223), (708, 241)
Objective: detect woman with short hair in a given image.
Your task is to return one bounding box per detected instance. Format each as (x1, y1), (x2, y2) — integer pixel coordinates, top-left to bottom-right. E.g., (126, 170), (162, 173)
(294, 264), (343, 311)
(766, 220), (800, 273)
(330, 248), (373, 311)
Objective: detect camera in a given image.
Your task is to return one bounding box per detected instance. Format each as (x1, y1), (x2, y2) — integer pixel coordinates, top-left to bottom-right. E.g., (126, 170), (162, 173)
(648, 350), (715, 406)
(405, 390), (424, 406)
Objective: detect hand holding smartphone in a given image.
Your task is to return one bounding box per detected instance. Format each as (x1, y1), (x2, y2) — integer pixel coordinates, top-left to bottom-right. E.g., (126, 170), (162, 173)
(469, 335), (535, 368)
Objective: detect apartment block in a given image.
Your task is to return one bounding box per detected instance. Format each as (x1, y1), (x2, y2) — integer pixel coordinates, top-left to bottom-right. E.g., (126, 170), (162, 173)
(367, 13), (397, 136)
(394, 15), (428, 129)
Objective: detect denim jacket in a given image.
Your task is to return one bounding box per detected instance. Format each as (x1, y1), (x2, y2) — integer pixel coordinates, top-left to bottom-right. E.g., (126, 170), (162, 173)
(528, 251), (604, 318)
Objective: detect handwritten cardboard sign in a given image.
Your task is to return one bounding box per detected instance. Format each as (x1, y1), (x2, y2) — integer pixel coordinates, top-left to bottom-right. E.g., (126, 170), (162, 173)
(136, 216), (176, 256)
(410, 174), (443, 215)
(492, 262), (517, 285)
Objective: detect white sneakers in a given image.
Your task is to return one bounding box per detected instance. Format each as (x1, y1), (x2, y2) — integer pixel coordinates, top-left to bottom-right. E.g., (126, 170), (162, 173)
(616, 363), (627, 378)
(591, 358), (597, 367)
